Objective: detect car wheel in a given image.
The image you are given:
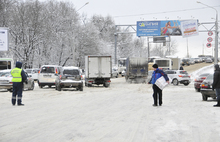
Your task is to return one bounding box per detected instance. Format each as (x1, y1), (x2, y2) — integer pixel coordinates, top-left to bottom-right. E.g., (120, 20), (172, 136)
(30, 82), (35, 90)
(183, 83), (189, 86)
(195, 88), (200, 92)
(8, 89), (13, 92)
(57, 84), (61, 91)
(116, 74), (118, 78)
(202, 94), (208, 101)
(79, 85), (83, 91)
(40, 85), (43, 88)
(48, 85), (52, 88)
(172, 79), (179, 85)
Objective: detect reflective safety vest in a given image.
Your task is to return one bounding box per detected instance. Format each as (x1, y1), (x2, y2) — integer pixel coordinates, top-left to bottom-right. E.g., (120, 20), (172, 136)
(11, 68), (22, 82)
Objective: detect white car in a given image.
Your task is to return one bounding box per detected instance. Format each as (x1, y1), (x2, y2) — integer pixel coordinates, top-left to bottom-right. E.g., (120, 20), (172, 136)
(164, 70), (191, 86)
(0, 69), (35, 92)
(25, 68), (39, 81)
(121, 69), (126, 77)
(38, 65), (63, 88)
(112, 68), (118, 78)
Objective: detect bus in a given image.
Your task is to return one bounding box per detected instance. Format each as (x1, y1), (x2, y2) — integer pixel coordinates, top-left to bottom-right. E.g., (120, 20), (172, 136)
(118, 58), (126, 74)
(153, 58), (172, 70)
(0, 58), (14, 70)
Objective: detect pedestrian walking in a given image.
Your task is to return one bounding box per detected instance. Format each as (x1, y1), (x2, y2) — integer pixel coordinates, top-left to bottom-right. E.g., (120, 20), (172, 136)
(179, 65), (184, 70)
(148, 64), (169, 106)
(11, 61), (27, 106)
(212, 64), (220, 107)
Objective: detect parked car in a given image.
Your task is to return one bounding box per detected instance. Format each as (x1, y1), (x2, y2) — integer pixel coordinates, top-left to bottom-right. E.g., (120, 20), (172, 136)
(200, 74), (216, 101)
(38, 65), (63, 88)
(194, 73), (210, 92)
(164, 70), (191, 86)
(55, 66), (83, 91)
(205, 58), (213, 63)
(181, 58), (190, 66)
(121, 69), (126, 77)
(189, 58), (195, 65)
(112, 68), (118, 78)
(25, 68), (39, 81)
(0, 69), (35, 92)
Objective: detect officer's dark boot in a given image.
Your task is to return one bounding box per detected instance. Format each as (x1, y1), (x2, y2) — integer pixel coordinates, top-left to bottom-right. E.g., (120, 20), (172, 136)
(213, 100), (220, 107)
(12, 99), (16, 106)
(17, 99), (24, 106)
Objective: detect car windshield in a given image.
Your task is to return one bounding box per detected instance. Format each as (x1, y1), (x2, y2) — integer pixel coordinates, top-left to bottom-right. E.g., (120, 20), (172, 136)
(41, 67), (55, 73)
(63, 69), (79, 75)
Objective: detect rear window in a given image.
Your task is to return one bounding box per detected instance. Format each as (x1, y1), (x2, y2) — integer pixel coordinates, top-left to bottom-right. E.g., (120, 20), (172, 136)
(179, 71), (188, 74)
(25, 69), (32, 73)
(41, 67), (55, 73)
(63, 69), (79, 75)
(206, 74), (213, 80)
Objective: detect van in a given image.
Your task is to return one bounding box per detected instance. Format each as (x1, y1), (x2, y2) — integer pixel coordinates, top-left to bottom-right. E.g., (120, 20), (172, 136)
(38, 65), (62, 88)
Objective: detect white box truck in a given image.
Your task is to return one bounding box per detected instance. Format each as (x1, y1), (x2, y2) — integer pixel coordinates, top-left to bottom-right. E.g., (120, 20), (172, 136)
(85, 55), (112, 87)
(125, 57), (148, 83)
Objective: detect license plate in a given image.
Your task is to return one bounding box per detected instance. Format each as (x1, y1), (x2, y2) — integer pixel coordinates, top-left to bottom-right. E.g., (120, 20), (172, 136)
(43, 75), (51, 77)
(68, 77), (75, 79)
(0, 80), (9, 83)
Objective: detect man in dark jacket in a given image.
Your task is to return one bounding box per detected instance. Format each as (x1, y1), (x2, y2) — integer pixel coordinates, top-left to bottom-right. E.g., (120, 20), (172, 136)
(11, 61), (27, 106)
(148, 64), (169, 106)
(212, 64), (220, 107)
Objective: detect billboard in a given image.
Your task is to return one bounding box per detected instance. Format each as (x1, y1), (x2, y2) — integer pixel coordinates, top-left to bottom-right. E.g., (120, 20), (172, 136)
(0, 28), (8, 51)
(137, 20), (182, 37)
(180, 20), (199, 38)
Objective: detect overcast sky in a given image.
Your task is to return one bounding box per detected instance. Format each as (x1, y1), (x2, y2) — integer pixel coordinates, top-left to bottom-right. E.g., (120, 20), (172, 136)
(56, 0), (220, 58)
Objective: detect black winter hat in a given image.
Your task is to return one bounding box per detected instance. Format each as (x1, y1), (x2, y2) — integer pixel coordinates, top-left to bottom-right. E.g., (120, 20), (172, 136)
(152, 64), (158, 68)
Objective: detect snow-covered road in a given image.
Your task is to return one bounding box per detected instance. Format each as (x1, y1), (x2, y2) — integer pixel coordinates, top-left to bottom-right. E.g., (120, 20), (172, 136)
(0, 65), (219, 142)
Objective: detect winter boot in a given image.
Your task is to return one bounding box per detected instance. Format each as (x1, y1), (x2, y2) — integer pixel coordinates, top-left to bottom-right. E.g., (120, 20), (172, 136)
(18, 103), (24, 106)
(213, 100), (220, 107)
(12, 99), (16, 106)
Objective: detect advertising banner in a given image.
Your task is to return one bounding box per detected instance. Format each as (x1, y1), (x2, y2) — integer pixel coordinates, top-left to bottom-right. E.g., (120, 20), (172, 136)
(180, 20), (199, 38)
(0, 28), (8, 51)
(137, 20), (182, 37)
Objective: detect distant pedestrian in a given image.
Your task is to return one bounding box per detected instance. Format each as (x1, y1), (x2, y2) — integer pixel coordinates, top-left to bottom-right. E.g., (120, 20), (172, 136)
(148, 64), (169, 106)
(212, 64), (220, 107)
(179, 65), (184, 70)
(11, 61), (27, 106)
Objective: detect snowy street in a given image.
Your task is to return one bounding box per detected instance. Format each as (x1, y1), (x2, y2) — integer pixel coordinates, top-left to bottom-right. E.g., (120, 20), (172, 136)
(0, 65), (220, 142)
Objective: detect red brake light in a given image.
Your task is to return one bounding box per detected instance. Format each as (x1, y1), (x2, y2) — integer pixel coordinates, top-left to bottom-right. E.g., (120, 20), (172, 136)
(59, 75), (62, 79)
(201, 84), (208, 88)
(56, 68), (58, 74)
(201, 77), (206, 79)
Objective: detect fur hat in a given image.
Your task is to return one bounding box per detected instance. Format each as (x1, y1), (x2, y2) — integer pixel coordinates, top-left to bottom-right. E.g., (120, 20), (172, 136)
(152, 64), (158, 68)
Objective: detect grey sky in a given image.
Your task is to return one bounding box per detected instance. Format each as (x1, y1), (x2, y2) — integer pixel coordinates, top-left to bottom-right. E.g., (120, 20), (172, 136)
(58, 0), (220, 58)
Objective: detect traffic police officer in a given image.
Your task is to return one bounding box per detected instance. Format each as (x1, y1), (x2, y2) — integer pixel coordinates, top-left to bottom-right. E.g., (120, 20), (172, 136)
(11, 61), (27, 106)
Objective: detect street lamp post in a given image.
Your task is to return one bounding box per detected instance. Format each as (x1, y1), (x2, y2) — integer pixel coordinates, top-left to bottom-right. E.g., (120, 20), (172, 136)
(197, 1), (219, 64)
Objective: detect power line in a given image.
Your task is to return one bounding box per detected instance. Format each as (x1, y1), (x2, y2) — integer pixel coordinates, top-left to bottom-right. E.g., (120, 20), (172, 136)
(113, 6), (220, 18)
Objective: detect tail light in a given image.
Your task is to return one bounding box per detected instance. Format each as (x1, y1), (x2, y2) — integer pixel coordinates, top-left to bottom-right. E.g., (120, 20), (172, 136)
(55, 68), (58, 74)
(10, 82), (13, 84)
(59, 75), (62, 79)
(38, 67), (41, 73)
(201, 84), (208, 88)
(106, 80), (111, 82)
(201, 77), (206, 79)
(178, 75), (183, 77)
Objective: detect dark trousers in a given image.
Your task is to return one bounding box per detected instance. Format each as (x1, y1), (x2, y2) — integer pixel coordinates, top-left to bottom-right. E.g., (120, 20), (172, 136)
(152, 84), (162, 105)
(12, 82), (23, 105)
